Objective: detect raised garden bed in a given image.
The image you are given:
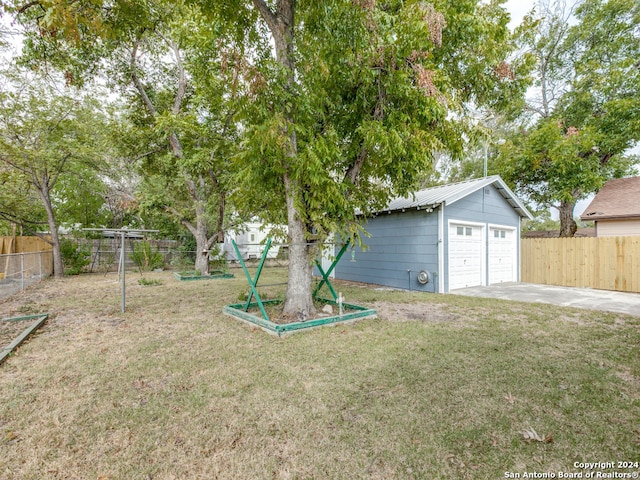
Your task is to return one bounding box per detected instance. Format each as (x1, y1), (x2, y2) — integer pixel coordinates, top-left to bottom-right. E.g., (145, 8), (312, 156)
(223, 298), (376, 336)
(173, 270), (234, 281)
(223, 238), (376, 336)
(0, 313), (48, 365)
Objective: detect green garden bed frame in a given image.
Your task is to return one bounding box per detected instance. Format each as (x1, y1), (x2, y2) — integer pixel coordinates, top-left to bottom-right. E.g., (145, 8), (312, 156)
(173, 270), (234, 281)
(0, 313), (48, 365)
(223, 239), (376, 336)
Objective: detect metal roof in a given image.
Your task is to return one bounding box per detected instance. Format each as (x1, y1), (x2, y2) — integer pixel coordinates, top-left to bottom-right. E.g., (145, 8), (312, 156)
(378, 175), (533, 219)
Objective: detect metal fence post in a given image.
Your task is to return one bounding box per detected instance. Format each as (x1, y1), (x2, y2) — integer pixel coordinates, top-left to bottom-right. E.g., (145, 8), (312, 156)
(20, 253), (25, 291)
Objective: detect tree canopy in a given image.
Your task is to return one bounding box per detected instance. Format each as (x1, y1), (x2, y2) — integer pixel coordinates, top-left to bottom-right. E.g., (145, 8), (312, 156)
(9, 0), (250, 274)
(495, 0), (640, 236)
(0, 67), (110, 276)
(224, 0), (531, 315)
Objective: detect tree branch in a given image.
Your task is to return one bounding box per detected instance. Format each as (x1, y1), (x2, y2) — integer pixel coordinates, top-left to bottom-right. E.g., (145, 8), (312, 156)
(130, 40), (158, 117)
(17, 0), (41, 14)
(251, 0), (278, 34)
(162, 36), (187, 116)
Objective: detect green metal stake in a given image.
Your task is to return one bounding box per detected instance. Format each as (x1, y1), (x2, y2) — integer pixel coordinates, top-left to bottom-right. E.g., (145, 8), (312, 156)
(231, 238), (272, 321)
(313, 241), (350, 301)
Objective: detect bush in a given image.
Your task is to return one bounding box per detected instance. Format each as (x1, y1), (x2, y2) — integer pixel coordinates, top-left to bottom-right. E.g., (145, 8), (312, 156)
(130, 241), (165, 273)
(60, 238), (91, 275)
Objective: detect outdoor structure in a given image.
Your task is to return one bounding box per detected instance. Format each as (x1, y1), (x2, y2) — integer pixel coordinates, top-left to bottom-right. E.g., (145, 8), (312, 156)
(83, 228), (158, 312)
(0, 236), (53, 298)
(580, 176), (640, 237)
(327, 175), (532, 293)
(224, 239), (376, 336)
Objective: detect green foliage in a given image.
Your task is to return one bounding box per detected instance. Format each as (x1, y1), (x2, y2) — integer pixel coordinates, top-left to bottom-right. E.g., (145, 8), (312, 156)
(60, 238), (91, 275)
(130, 241), (165, 274)
(0, 65), (113, 237)
(137, 277), (163, 286)
(169, 240), (199, 271)
(207, 243), (227, 272)
(496, 0), (640, 236)
(232, 0), (531, 245)
(521, 209), (561, 234)
(10, 0), (243, 274)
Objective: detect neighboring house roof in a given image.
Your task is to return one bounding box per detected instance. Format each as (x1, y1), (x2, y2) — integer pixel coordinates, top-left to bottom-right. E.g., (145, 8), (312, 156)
(581, 176), (640, 221)
(377, 175), (533, 219)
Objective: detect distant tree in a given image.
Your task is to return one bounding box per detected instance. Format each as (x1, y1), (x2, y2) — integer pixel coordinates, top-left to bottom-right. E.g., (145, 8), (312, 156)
(0, 69), (109, 277)
(10, 0), (247, 274)
(496, 0), (640, 237)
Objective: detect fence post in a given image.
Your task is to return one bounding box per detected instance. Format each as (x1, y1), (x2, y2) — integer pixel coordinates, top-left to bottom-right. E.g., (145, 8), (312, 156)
(21, 253), (25, 291)
(39, 252), (42, 278)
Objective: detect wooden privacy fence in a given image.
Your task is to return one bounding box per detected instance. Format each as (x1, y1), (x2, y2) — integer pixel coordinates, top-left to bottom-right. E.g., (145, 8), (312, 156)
(0, 236), (52, 254)
(521, 236), (640, 293)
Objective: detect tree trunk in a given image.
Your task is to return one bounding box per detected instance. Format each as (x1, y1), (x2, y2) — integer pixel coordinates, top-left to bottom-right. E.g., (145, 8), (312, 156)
(192, 201), (211, 276)
(193, 226), (210, 275)
(558, 200), (577, 237)
(38, 184), (64, 278)
(282, 173), (316, 318)
(252, 0), (316, 317)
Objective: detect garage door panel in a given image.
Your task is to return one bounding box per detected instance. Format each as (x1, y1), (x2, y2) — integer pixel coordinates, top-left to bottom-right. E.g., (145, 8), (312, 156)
(489, 227), (515, 284)
(449, 223), (483, 290)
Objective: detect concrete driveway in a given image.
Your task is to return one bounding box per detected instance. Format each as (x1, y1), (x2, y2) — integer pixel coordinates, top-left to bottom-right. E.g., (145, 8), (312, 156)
(451, 282), (640, 317)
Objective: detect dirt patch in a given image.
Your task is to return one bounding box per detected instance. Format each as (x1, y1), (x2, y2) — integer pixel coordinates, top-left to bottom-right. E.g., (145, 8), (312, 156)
(371, 301), (458, 323)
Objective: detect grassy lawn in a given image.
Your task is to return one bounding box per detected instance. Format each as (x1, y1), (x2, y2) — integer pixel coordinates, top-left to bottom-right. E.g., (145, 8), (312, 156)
(0, 268), (638, 479)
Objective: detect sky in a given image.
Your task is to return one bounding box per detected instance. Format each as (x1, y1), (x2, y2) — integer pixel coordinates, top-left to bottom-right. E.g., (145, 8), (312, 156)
(505, 0), (538, 29)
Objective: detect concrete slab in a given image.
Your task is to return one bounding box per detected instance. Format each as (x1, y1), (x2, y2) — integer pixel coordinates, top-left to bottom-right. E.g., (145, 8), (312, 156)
(451, 283), (640, 317)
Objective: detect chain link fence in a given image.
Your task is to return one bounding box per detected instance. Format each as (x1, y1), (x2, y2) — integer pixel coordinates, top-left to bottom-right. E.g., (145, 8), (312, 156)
(0, 251), (53, 301)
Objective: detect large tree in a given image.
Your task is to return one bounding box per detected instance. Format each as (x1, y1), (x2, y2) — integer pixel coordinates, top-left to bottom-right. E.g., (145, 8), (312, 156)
(496, 0), (640, 237)
(229, 0), (530, 317)
(0, 69), (109, 276)
(11, 0), (244, 274)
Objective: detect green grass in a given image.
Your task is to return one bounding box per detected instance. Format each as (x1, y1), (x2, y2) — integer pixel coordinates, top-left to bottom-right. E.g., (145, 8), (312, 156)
(0, 268), (638, 479)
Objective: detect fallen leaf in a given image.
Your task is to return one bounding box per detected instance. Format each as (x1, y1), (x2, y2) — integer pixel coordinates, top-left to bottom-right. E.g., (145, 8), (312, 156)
(522, 427), (554, 444)
(522, 427), (543, 442)
(505, 392), (516, 404)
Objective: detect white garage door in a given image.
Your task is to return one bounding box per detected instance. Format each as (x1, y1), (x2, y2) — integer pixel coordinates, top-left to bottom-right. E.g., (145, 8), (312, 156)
(489, 227), (516, 284)
(449, 223), (483, 290)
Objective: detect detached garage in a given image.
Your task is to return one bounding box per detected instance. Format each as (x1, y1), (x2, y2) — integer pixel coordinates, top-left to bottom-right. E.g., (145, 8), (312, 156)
(330, 175), (532, 293)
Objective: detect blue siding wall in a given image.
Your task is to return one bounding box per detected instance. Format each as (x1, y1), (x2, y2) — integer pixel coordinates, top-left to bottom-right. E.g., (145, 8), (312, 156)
(444, 185), (519, 226)
(331, 183), (523, 293)
(334, 209), (439, 292)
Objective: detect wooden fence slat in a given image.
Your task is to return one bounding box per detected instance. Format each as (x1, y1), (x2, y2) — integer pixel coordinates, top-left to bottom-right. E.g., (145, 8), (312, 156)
(0, 236), (51, 254)
(521, 236), (640, 293)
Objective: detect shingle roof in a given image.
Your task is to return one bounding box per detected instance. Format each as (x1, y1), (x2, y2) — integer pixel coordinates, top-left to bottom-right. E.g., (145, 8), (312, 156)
(580, 177), (640, 221)
(378, 175), (532, 219)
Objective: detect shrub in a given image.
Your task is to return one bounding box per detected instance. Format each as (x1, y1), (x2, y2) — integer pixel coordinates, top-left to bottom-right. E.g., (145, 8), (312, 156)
(60, 238), (91, 275)
(130, 241), (165, 273)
